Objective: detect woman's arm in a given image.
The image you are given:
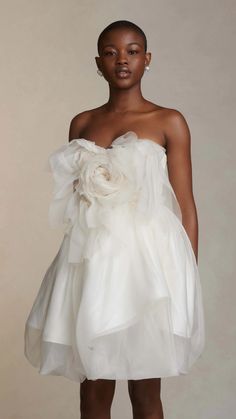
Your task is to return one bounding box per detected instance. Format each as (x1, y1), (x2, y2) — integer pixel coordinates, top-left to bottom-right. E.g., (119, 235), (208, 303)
(164, 110), (199, 263)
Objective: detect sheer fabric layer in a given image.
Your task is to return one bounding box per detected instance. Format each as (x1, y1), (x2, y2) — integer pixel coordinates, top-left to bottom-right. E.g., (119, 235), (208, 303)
(24, 132), (205, 383)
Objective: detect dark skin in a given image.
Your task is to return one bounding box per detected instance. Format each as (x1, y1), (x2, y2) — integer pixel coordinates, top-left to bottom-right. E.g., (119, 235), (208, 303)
(70, 27), (199, 419)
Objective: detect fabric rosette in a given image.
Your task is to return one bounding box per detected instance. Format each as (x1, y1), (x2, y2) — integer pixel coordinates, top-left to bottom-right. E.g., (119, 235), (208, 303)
(46, 139), (140, 263)
(74, 151), (138, 208)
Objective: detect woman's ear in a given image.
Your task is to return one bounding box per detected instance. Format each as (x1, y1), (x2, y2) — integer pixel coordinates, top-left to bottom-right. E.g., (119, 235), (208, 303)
(95, 56), (101, 71)
(145, 52), (152, 66)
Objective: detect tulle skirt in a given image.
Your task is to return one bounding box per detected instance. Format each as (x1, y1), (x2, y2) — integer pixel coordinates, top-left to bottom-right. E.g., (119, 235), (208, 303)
(24, 204), (205, 383)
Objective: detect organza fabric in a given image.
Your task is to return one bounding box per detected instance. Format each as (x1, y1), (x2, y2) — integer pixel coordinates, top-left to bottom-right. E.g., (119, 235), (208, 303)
(24, 131), (205, 383)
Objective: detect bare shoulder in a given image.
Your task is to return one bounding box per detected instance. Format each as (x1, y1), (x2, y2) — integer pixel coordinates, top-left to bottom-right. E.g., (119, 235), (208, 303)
(163, 107), (190, 129)
(68, 107), (103, 142)
(145, 102), (191, 148)
(161, 107), (191, 150)
(68, 110), (91, 142)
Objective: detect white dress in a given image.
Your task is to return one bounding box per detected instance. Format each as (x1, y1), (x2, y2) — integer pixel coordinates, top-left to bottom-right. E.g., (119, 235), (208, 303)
(24, 131), (205, 383)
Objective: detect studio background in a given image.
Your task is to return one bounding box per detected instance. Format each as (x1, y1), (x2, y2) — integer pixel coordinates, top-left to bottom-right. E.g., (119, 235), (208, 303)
(1, 0), (235, 418)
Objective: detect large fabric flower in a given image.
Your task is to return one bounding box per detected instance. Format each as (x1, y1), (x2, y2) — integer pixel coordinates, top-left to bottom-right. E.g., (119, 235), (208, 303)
(74, 151), (138, 207)
(46, 134), (182, 263)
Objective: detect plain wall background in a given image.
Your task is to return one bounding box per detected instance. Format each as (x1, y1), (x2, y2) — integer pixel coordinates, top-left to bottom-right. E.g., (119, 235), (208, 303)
(1, 0), (235, 418)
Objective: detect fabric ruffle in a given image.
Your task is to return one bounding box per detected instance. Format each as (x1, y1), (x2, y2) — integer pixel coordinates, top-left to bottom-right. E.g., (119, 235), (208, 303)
(24, 131), (205, 383)
(45, 132), (183, 264)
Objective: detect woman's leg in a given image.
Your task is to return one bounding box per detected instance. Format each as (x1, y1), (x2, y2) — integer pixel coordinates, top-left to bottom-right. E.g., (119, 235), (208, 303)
(80, 378), (116, 419)
(128, 378), (164, 419)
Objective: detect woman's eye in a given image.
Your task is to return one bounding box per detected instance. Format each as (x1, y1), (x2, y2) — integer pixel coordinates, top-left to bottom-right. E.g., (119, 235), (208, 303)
(103, 50), (138, 56)
(104, 51), (115, 56)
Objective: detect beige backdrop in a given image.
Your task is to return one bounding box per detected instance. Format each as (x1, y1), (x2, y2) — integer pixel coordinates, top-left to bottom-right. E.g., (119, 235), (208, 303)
(1, 0), (235, 418)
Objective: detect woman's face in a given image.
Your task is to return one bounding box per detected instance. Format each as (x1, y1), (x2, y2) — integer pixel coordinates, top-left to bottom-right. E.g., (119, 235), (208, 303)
(95, 28), (151, 88)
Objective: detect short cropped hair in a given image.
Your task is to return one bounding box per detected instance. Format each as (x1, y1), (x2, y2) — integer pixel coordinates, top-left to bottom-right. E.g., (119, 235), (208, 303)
(97, 20), (147, 54)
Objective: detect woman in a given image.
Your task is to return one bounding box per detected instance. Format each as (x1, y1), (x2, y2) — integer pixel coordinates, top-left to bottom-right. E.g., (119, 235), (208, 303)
(24, 20), (205, 419)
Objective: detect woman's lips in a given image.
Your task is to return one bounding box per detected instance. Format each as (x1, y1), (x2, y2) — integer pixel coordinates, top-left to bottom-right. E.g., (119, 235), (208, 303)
(115, 70), (131, 79)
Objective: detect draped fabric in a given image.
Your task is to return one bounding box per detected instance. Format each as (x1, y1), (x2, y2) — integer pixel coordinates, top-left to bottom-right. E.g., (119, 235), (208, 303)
(24, 131), (205, 383)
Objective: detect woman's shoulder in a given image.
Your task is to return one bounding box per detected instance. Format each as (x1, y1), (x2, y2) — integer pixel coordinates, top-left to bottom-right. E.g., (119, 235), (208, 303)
(68, 107), (104, 142)
(147, 101), (187, 121)
(158, 107), (190, 137)
(151, 104), (190, 138)
(143, 102), (190, 144)
(161, 107), (188, 125)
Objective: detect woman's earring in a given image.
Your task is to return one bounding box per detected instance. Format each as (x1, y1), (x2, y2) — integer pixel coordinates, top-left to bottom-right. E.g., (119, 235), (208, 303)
(97, 69), (103, 77)
(144, 65), (150, 72)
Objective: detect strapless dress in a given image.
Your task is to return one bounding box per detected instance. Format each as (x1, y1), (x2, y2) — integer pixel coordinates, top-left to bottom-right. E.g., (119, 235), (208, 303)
(24, 131), (205, 383)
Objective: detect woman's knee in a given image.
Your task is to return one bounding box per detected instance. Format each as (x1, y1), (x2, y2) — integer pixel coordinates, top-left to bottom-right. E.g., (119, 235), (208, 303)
(128, 378), (162, 415)
(80, 378), (116, 414)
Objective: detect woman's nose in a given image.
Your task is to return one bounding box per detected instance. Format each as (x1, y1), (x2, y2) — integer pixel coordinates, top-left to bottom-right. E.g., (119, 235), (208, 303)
(116, 53), (128, 64)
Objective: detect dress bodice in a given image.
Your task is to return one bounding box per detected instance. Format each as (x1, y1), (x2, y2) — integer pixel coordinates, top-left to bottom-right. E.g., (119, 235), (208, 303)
(46, 131), (182, 263)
